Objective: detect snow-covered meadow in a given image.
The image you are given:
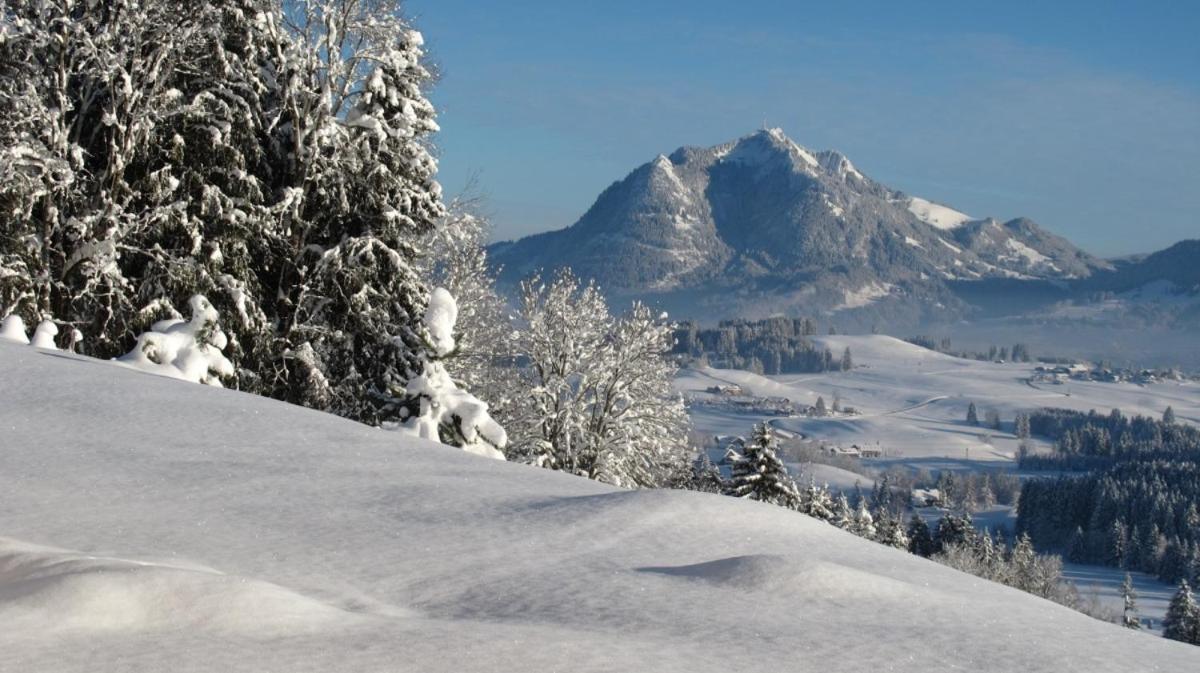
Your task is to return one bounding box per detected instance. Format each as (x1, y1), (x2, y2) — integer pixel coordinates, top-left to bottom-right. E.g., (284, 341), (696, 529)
(679, 334), (1200, 473)
(2, 342), (1198, 671)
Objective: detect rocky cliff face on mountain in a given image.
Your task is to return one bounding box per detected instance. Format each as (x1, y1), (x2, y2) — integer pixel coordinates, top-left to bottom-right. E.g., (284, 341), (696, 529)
(489, 129), (1130, 327)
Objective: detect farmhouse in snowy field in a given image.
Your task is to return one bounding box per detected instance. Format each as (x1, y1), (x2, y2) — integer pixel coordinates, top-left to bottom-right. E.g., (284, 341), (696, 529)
(912, 488), (944, 508)
(822, 444), (884, 459)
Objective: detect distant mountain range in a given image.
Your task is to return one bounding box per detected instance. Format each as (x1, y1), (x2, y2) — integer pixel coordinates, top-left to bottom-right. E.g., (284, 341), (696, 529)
(490, 128), (1196, 329)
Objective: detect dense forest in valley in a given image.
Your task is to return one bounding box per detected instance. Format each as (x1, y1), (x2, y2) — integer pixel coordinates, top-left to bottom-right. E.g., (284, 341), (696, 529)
(672, 318), (849, 374)
(1017, 408), (1200, 584)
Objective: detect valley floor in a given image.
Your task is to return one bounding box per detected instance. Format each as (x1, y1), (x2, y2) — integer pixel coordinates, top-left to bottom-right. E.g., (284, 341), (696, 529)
(678, 334), (1200, 473)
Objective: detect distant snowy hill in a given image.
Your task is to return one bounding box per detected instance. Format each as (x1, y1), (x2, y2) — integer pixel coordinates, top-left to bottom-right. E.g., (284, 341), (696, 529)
(491, 128), (1110, 327)
(2, 343), (1197, 671)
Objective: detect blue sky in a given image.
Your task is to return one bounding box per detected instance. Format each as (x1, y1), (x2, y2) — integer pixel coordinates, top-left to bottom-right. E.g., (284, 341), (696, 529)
(406, 1), (1198, 256)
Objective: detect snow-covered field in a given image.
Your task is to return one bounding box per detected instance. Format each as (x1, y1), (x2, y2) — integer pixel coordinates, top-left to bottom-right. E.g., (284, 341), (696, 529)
(678, 335), (1200, 473)
(1063, 564), (1176, 635)
(2, 343), (1198, 670)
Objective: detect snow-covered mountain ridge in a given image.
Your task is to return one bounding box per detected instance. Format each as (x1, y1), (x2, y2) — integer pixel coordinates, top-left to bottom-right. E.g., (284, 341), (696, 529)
(2, 343), (1197, 671)
(491, 128), (1111, 325)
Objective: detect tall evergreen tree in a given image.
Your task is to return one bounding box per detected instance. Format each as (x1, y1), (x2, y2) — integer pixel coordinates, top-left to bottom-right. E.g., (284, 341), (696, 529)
(840, 347), (853, 372)
(1066, 526), (1086, 563)
(0, 0), (463, 428)
(1164, 406), (1177, 425)
(966, 402), (979, 426)
(1109, 519), (1129, 569)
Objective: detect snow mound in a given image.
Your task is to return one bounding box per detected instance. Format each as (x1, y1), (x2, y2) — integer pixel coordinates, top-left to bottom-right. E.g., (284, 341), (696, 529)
(641, 554), (920, 599)
(0, 537), (378, 637)
(811, 334), (959, 365)
(402, 286), (507, 458)
(31, 320), (58, 349)
(117, 295), (233, 385)
(424, 286), (458, 357)
(0, 315), (30, 344)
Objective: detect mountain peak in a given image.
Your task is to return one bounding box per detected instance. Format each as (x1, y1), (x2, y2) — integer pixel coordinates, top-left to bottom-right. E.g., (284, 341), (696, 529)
(490, 130), (1110, 324)
(720, 127), (820, 170)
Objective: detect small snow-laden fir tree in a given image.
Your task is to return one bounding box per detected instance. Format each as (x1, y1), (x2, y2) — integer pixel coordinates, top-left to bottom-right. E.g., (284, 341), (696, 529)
(797, 477), (836, 522)
(508, 270), (689, 488)
(934, 513), (977, 554)
(1121, 573), (1141, 629)
(399, 288), (506, 459)
(907, 514), (935, 557)
(723, 424), (800, 507)
(875, 512), (909, 549)
(833, 493), (855, 530)
(415, 196), (519, 424)
(1163, 580), (1200, 645)
(118, 295), (235, 386)
(686, 452), (727, 493)
(848, 501), (877, 540)
(663, 451), (726, 493)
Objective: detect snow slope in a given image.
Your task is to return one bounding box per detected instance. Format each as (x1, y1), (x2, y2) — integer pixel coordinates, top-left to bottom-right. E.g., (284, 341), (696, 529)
(907, 196), (973, 230)
(1, 343), (1196, 671)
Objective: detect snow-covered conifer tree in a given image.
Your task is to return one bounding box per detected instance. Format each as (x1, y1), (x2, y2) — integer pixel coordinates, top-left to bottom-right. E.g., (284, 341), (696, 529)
(723, 424), (800, 507)
(797, 478), (836, 522)
(875, 512), (910, 549)
(416, 196), (520, 426)
(276, 0), (445, 422)
(1163, 580), (1200, 645)
(400, 288), (507, 459)
(1121, 573), (1141, 630)
(848, 501), (877, 540)
(907, 514), (934, 557)
(685, 452), (726, 493)
(0, 0), (478, 431)
(833, 493), (854, 530)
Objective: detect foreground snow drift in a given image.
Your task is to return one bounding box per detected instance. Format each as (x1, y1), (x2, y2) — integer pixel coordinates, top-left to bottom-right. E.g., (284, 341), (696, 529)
(0, 538), (386, 637)
(0, 343), (1194, 672)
